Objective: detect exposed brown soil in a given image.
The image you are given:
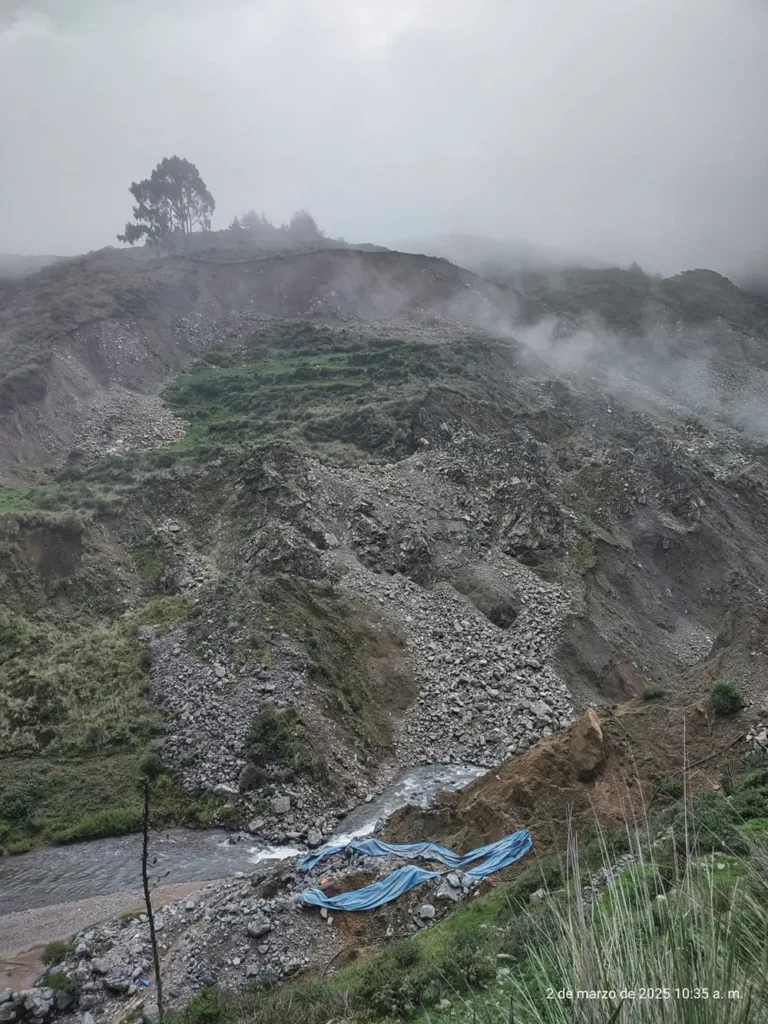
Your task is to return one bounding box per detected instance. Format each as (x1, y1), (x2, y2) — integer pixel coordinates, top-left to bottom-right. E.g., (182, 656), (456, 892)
(382, 697), (751, 857)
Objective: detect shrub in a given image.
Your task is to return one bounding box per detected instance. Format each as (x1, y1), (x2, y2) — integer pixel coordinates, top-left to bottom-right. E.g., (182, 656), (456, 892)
(237, 980), (353, 1024)
(51, 806), (142, 844)
(7, 838), (33, 854)
(243, 705), (324, 786)
(672, 790), (749, 856)
(391, 939), (421, 969)
(607, 862), (668, 912)
(42, 940), (75, 967)
(503, 855), (564, 910)
(435, 929), (496, 992)
(731, 788), (768, 821)
(741, 749), (768, 773)
(499, 909), (551, 962)
(709, 680), (744, 716)
(357, 949), (429, 1019)
(720, 760), (738, 795)
(660, 776), (684, 799)
(581, 824), (632, 871)
(734, 764), (768, 793)
(354, 933), (497, 1019)
(0, 780), (43, 822)
(44, 972), (80, 995)
(642, 685), (666, 700)
(174, 986), (224, 1024)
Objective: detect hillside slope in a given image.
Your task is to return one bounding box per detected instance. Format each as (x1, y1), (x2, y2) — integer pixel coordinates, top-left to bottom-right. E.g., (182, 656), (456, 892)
(1, 243), (768, 860)
(0, 246), (541, 484)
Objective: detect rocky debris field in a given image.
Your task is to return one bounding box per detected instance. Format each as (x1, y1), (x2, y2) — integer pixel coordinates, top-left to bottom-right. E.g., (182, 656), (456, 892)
(314, 425), (578, 764)
(147, 623), (351, 846)
(69, 388), (187, 464)
(3, 843), (483, 1023)
(142, 361), (764, 830)
(144, 419), (577, 832)
(148, 626), (304, 797)
(333, 553), (573, 767)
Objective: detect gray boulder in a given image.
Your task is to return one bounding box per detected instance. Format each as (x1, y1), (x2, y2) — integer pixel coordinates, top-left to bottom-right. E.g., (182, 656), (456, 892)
(163, 566), (195, 594)
(246, 914), (272, 939)
(0, 1002), (17, 1024)
(213, 783), (239, 799)
(53, 988), (78, 1012)
(270, 795), (291, 815)
(104, 974), (131, 995)
(23, 989), (54, 1021)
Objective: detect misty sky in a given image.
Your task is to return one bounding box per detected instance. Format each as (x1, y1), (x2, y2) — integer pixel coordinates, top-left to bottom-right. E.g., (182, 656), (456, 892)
(1, 0), (767, 276)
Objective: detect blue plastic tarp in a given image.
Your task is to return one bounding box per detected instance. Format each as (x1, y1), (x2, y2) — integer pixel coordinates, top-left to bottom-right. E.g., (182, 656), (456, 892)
(300, 865), (443, 912)
(298, 829), (532, 912)
(299, 835), (503, 873)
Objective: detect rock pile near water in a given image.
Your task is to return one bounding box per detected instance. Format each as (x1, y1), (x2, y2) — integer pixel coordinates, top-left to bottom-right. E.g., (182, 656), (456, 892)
(23, 843), (474, 1020)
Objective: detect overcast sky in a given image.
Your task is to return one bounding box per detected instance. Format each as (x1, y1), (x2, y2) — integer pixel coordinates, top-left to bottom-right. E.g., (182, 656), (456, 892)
(1, 0), (766, 276)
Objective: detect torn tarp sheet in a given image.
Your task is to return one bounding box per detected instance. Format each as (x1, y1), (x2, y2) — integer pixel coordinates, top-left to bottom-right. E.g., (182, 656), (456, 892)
(298, 829), (532, 912)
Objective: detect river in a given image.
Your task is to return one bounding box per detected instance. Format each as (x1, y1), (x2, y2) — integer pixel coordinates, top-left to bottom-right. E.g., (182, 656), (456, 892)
(0, 764), (484, 916)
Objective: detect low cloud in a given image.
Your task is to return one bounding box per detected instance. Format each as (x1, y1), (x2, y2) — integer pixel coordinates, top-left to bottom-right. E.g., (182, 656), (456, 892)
(1, 0), (766, 278)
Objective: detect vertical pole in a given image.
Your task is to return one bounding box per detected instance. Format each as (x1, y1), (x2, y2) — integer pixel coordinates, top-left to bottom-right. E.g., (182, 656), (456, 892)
(142, 779), (164, 1021)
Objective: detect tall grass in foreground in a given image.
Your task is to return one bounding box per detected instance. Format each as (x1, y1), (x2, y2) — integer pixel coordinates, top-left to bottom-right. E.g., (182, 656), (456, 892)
(435, 825), (768, 1024)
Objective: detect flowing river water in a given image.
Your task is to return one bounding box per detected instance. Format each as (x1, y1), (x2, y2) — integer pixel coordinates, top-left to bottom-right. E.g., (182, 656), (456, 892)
(0, 765), (485, 917)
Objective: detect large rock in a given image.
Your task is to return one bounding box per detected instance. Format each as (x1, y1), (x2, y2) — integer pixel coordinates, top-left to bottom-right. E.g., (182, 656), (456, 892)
(270, 795), (291, 815)
(163, 566), (195, 594)
(571, 709), (606, 781)
(22, 989), (54, 1021)
(53, 988), (77, 1012)
(213, 783), (239, 799)
(246, 914), (272, 939)
(0, 1002), (17, 1024)
(104, 974), (131, 995)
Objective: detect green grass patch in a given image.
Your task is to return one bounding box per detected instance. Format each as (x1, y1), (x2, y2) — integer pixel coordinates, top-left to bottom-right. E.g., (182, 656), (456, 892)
(133, 535), (173, 588)
(5, 838), (33, 855)
(660, 776), (684, 799)
(0, 613), (160, 754)
(42, 940), (76, 967)
(159, 322), (504, 464)
(49, 805), (143, 844)
(740, 817), (768, 840)
(130, 595), (190, 627)
(643, 684), (666, 700)
(0, 750), (223, 848)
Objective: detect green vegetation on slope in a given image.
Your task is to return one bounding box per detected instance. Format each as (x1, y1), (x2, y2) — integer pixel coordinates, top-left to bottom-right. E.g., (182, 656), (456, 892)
(255, 576), (407, 756)
(161, 320), (504, 462)
(241, 706), (326, 789)
(0, 503), (195, 847)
